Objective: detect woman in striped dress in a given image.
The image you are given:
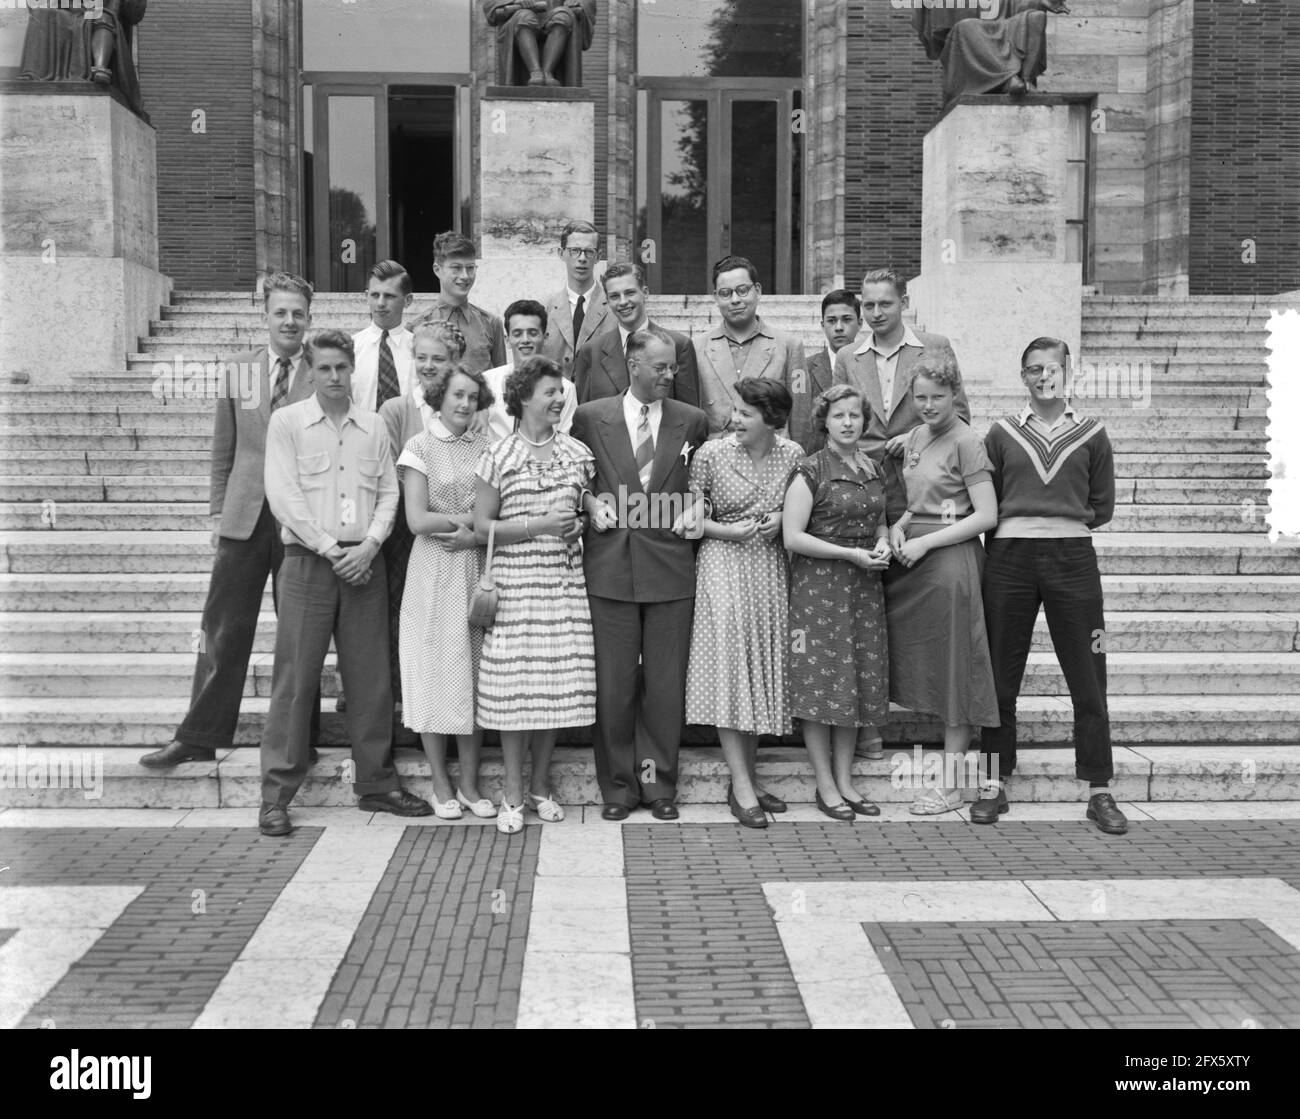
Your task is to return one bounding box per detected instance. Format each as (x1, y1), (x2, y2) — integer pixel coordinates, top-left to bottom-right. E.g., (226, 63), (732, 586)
(473, 356), (597, 834)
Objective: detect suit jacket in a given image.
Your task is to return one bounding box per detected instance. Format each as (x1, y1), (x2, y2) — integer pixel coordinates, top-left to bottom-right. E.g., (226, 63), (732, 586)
(790, 347), (837, 454)
(693, 318), (805, 436)
(572, 320), (701, 410)
(831, 329), (970, 461)
(210, 348), (316, 541)
(541, 284), (613, 380)
(571, 396), (710, 603)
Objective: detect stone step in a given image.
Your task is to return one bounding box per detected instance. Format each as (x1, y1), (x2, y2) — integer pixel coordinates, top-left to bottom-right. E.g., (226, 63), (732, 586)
(0, 477), (208, 502)
(4, 608), (1291, 656)
(1, 570), (1295, 613)
(0, 452), (212, 478)
(2, 530), (1295, 576)
(2, 650), (1295, 700)
(4, 694), (1298, 749)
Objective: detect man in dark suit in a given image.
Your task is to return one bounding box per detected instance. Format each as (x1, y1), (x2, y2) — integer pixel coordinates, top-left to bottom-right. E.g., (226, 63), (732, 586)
(792, 287), (863, 453)
(832, 267), (970, 524)
(140, 272), (321, 768)
(541, 219), (613, 379)
(573, 261), (700, 409)
(572, 328), (710, 822)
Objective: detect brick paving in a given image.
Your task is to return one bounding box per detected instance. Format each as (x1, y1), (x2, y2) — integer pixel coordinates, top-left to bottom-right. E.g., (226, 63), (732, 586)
(312, 826), (539, 1029)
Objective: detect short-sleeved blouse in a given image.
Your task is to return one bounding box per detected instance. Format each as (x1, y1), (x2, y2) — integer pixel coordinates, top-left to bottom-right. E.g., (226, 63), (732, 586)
(787, 448), (886, 542)
(689, 433), (805, 521)
(475, 430), (594, 500)
(900, 419), (992, 518)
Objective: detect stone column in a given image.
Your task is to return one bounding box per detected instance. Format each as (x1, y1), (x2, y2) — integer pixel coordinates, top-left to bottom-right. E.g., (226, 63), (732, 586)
(605, 0), (635, 265)
(474, 90), (595, 316)
(0, 86), (171, 381)
(250, 0), (301, 277)
(1143, 0), (1194, 296)
(909, 98), (1083, 381)
(804, 0), (847, 292)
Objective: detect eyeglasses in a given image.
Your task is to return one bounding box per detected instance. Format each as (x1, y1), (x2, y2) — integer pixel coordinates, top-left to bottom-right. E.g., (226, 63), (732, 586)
(631, 360), (678, 376)
(564, 247), (598, 259)
(1022, 363), (1065, 378)
(715, 284), (756, 300)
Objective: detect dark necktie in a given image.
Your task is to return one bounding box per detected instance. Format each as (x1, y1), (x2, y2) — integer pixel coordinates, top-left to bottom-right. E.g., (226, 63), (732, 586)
(376, 330), (400, 407)
(572, 294), (586, 344)
(270, 357), (290, 411)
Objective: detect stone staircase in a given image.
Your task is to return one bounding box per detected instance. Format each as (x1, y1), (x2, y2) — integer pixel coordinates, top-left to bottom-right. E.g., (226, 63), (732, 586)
(1, 292), (1298, 805)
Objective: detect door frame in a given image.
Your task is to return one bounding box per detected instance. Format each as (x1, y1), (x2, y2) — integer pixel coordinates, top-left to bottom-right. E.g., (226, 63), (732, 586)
(301, 72), (471, 291)
(639, 76), (800, 294)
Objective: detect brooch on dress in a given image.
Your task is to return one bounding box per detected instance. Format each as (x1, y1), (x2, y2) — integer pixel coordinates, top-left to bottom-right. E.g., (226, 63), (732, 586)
(907, 450), (921, 468)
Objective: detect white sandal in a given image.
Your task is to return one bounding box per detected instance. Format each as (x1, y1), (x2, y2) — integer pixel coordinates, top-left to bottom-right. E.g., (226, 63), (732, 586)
(497, 801), (525, 834)
(527, 791), (565, 822)
(457, 789), (498, 818)
(432, 797), (463, 820)
(909, 788), (962, 816)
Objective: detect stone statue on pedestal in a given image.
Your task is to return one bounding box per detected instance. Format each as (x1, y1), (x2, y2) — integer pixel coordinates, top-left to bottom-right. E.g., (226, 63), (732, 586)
(913, 0), (1070, 106)
(482, 0), (596, 88)
(19, 0), (148, 115)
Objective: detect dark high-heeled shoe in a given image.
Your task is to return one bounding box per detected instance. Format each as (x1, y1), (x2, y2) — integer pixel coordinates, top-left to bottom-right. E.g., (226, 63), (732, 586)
(728, 782), (768, 829)
(754, 788), (787, 813)
(816, 790), (855, 822)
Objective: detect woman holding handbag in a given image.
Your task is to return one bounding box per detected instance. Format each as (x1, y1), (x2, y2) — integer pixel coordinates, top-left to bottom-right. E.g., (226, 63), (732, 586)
(473, 356), (597, 834)
(398, 361), (496, 820)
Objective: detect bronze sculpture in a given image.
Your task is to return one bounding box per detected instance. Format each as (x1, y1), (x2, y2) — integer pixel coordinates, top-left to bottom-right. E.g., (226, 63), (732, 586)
(913, 0), (1071, 106)
(19, 0), (148, 116)
(482, 0), (596, 88)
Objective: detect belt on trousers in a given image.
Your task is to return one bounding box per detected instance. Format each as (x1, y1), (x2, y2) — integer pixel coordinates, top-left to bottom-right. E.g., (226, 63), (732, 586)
(284, 542), (364, 558)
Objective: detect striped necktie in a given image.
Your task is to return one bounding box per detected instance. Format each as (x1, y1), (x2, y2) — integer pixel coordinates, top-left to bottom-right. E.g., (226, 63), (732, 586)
(270, 357), (290, 411)
(635, 403), (654, 490)
(376, 329), (400, 407)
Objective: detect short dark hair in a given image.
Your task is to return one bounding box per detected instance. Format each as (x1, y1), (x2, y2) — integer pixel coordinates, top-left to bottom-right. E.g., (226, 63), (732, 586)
(304, 329), (354, 366)
(504, 356), (564, 420)
(503, 298), (548, 336)
(367, 259), (412, 296)
(423, 362), (495, 413)
(821, 289), (861, 319)
(559, 219), (599, 249)
(626, 326), (676, 361)
(262, 271), (313, 307)
(712, 255), (759, 287)
(1021, 336), (1070, 367)
(410, 318), (467, 360)
(433, 231), (477, 263)
(736, 378), (792, 430)
(860, 267), (907, 299)
(600, 261), (647, 291)
(814, 384), (870, 435)
(911, 352), (962, 392)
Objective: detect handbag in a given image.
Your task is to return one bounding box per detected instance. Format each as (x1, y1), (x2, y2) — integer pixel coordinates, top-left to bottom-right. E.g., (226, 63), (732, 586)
(467, 520), (499, 628)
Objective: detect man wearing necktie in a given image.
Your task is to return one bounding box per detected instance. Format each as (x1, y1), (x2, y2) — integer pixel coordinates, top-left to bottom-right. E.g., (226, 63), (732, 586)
(542, 219), (613, 380)
(572, 328), (710, 822)
(140, 273), (322, 769)
(350, 261), (417, 737)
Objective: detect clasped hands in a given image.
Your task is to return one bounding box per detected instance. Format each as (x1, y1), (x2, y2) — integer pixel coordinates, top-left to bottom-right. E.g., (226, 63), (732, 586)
(889, 524), (929, 569)
(326, 538), (378, 586)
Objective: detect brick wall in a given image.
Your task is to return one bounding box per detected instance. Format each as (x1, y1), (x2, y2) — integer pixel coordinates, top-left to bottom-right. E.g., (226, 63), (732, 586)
(136, 4), (258, 291)
(1189, 0), (1300, 295)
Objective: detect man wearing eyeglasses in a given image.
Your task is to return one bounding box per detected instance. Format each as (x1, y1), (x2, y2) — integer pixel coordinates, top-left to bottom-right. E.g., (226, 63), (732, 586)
(542, 219), (613, 379)
(573, 261), (701, 408)
(573, 328), (710, 822)
(420, 231), (507, 377)
(975, 336), (1124, 836)
(694, 254), (805, 438)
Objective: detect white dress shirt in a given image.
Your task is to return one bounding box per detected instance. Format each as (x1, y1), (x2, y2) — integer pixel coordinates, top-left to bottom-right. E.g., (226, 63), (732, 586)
(858, 324), (923, 419)
(622, 390), (663, 448)
(351, 321), (414, 413)
(482, 362), (578, 445)
(567, 281), (601, 321)
(266, 347), (306, 399)
(617, 316), (650, 356)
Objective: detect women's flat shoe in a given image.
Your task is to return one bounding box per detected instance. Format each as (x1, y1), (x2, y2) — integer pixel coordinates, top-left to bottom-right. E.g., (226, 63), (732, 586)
(432, 797), (463, 820)
(727, 783), (768, 829)
(527, 791), (565, 822)
(456, 789), (497, 818)
(844, 796), (881, 817)
(496, 801), (525, 834)
(754, 789), (787, 813)
(816, 791), (855, 822)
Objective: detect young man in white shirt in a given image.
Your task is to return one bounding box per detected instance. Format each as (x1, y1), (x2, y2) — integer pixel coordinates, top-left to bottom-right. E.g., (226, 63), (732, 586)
(350, 260), (415, 414)
(482, 299), (578, 443)
(541, 219), (612, 379)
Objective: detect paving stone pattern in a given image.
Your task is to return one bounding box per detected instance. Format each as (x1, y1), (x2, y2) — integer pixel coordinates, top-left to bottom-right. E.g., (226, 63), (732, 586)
(313, 826), (539, 1029)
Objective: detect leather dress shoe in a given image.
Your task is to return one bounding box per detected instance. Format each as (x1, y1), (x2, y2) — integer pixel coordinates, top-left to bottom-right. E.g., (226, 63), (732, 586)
(970, 783), (1009, 825)
(139, 741), (216, 769)
(307, 747), (320, 766)
(815, 790), (855, 822)
(1087, 792), (1129, 835)
(601, 803), (631, 821)
(649, 798), (679, 821)
(755, 789), (787, 813)
(727, 783), (767, 829)
(844, 796), (881, 817)
(359, 788), (433, 816)
(258, 802), (292, 837)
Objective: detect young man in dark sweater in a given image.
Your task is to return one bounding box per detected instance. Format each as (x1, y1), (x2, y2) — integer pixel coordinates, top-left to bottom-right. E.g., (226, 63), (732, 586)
(974, 337), (1127, 835)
